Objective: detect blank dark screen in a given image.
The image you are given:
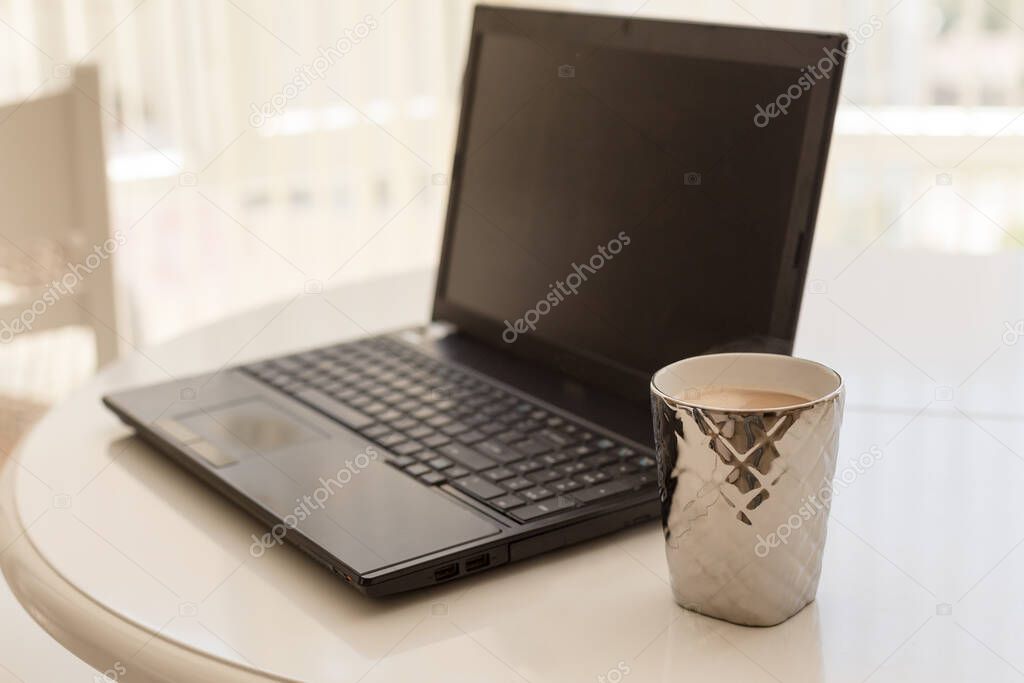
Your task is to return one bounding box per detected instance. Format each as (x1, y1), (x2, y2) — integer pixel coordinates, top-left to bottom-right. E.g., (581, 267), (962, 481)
(443, 32), (814, 378)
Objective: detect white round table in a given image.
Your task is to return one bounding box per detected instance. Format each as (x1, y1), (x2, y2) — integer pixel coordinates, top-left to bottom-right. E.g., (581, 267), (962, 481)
(3, 255), (1024, 682)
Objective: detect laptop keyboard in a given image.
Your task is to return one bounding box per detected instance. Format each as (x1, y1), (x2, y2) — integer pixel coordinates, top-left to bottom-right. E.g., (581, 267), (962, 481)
(241, 336), (656, 523)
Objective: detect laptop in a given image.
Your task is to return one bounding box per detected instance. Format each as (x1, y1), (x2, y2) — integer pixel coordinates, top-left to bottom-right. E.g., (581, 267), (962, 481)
(104, 6), (845, 596)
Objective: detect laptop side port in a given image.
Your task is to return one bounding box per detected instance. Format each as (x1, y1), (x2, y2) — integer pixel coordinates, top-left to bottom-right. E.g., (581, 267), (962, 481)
(468, 548), (491, 573)
(433, 563), (459, 582)
(465, 553), (490, 572)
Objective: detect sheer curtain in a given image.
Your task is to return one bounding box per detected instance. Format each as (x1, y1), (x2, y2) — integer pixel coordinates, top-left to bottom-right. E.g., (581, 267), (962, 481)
(2, 0), (1022, 352)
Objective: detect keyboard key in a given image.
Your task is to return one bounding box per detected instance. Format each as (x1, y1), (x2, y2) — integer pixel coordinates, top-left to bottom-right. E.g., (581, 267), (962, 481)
(477, 440), (523, 463)
(497, 430), (526, 444)
(614, 447), (636, 458)
(453, 475), (505, 500)
(413, 449), (437, 463)
(594, 438), (615, 450)
(528, 469), (560, 484)
(633, 456), (656, 469)
(568, 444), (595, 458)
(447, 466), (469, 479)
(573, 478), (637, 504)
(557, 461), (589, 476)
(459, 430), (486, 444)
(423, 434), (451, 448)
(386, 455), (416, 468)
(491, 494), (526, 511)
(539, 451), (569, 467)
(379, 433), (407, 448)
(362, 402), (388, 416)
(441, 422), (469, 436)
(512, 459), (543, 475)
(363, 424), (390, 438)
(503, 476), (533, 492)
(393, 442), (423, 456)
(407, 425), (434, 439)
(348, 395), (372, 409)
(428, 456), (453, 470)
(484, 467), (516, 482)
(405, 463), (431, 476)
(582, 453), (616, 469)
(551, 478), (582, 493)
(512, 497), (576, 522)
(604, 462), (638, 477)
(577, 470), (611, 486)
(426, 414), (452, 428)
(295, 390), (374, 430)
(522, 486), (554, 502)
(515, 438), (553, 457)
(421, 471), (446, 486)
(538, 428), (575, 447)
(439, 443), (496, 471)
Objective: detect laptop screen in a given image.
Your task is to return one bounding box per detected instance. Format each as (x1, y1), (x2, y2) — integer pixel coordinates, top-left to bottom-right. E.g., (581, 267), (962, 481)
(436, 11), (843, 398)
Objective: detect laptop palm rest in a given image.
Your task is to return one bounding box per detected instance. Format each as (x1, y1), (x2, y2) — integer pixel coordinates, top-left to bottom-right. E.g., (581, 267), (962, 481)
(185, 401), (501, 575)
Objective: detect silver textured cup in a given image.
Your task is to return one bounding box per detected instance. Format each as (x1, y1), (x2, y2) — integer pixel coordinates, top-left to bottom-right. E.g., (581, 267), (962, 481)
(650, 353), (844, 626)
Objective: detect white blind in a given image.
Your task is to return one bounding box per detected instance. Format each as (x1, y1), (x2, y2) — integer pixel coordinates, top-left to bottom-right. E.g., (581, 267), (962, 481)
(2, 0), (1023, 346)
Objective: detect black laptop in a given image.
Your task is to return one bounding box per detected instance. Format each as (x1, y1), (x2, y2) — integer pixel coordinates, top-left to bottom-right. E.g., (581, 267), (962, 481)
(104, 6), (845, 596)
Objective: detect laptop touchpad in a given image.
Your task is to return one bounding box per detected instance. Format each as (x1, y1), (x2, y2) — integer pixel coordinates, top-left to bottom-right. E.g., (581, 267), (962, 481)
(177, 399), (327, 465)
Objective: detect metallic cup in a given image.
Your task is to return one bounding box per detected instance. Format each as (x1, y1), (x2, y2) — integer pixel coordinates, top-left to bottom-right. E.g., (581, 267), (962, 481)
(650, 353), (844, 626)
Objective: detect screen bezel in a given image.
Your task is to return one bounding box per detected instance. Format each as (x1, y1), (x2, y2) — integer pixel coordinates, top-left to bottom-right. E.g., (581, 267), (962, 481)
(432, 5), (847, 403)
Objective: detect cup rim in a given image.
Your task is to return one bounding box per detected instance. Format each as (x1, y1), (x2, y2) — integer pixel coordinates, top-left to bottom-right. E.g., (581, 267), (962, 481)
(650, 352), (844, 413)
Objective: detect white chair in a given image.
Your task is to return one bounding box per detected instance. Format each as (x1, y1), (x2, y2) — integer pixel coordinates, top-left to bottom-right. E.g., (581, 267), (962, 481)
(0, 64), (119, 368)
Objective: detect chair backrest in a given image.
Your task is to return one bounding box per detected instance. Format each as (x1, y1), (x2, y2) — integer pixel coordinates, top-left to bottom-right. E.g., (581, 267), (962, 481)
(0, 65), (119, 366)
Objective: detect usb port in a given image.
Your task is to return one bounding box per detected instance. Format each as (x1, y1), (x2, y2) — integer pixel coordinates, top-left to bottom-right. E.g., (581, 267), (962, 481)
(433, 563), (459, 582)
(465, 553), (490, 572)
